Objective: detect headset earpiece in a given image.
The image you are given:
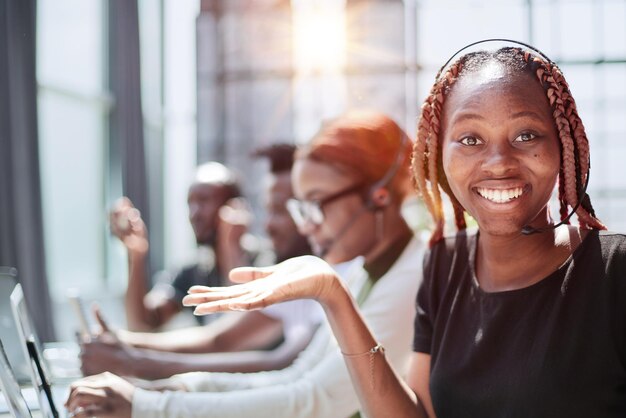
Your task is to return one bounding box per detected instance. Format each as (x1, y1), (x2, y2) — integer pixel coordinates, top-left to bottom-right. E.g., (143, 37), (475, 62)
(369, 187), (390, 208)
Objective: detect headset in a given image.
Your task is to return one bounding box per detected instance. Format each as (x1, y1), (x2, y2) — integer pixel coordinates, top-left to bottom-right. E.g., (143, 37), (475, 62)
(437, 38), (590, 236)
(366, 126), (410, 209)
(437, 38), (558, 79)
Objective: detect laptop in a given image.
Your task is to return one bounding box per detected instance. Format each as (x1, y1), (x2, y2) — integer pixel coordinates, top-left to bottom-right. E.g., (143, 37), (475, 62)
(0, 267), (31, 384)
(11, 284), (69, 418)
(0, 339), (32, 417)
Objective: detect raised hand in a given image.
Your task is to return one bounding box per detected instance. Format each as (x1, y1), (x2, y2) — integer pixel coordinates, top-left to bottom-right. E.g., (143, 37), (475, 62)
(216, 197), (253, 277)
(183, 255), (341, 315)
(109, 197), (148, 254)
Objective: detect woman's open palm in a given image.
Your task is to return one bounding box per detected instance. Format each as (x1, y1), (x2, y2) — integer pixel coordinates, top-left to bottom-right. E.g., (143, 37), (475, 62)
(182, 256), (339, 315)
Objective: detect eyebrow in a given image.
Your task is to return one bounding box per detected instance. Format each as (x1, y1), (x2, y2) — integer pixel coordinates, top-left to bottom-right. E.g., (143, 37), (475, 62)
(451, 110), (545, 123)
(452, 113), (484, 123)
(510, 110), (544, 120)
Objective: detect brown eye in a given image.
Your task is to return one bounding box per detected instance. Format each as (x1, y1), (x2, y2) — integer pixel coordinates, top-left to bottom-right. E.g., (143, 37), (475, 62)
(460, 136), (482, 146)
(514, 132), (537, 142)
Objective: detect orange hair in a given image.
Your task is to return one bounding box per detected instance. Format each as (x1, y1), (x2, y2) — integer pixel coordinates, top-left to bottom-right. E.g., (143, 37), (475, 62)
(297, 111), (413, 202)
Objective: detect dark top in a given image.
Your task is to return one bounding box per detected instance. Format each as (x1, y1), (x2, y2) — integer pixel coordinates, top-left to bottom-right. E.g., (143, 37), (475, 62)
(170, 263), (223, 305)
(156, 262), (224, 325)
(413, 230), (626, 418)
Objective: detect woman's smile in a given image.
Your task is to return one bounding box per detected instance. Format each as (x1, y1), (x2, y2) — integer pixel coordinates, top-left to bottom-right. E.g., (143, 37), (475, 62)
(475, 185), (526, 204)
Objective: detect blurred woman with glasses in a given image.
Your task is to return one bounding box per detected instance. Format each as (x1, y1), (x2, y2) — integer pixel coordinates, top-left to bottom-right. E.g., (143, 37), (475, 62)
(65, 111), (425, 418)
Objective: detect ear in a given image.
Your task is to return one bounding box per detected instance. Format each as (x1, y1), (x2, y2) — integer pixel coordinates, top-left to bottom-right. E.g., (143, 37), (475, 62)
(369, 187), (391, 208)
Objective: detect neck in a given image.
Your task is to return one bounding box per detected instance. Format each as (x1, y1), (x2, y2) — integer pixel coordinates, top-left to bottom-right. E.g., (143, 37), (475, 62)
(363, 207), (412, 267)
(475, 225), (585, 292)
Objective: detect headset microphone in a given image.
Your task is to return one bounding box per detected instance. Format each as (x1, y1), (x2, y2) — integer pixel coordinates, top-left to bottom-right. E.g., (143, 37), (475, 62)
(318, 205), (370, 259)
(521, 208), (578, 235)
(521, 166), (591, 235)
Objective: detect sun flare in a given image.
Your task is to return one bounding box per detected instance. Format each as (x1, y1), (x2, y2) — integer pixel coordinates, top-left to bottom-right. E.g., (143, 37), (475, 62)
(292, 1), (346, 74)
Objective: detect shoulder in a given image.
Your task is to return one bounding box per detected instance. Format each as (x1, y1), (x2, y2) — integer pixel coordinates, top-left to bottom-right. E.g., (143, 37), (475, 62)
(596, 230), (626, 251)
(424, 229), (476, 274)
(569, 230), (626, 297)
(172, 263), (202, 279)
(418, 230), (477, 303)
(578, 230), (626, 266)
(379, 236), (427, 289)
(595, 230), (626, 274)
(393, 235), (427, 271)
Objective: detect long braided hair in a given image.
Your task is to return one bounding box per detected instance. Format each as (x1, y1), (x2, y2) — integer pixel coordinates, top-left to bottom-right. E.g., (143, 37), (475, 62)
(411, 46), (607, 246)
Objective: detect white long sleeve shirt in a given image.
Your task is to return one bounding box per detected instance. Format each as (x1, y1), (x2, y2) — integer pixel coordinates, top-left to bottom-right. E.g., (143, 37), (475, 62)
(132, 237), (424, 418)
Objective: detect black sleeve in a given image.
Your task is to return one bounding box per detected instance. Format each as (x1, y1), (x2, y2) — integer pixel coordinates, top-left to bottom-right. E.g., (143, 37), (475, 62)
(413, 246), (435, 353)
(412, 234), (466, 354)
(169, 265), (199, 304)
(605, 233), (626, 367)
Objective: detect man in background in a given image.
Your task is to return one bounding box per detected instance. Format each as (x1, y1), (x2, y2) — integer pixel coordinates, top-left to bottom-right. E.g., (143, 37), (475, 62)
(80, 144), (322, 379)
(110, 162), (247, 331)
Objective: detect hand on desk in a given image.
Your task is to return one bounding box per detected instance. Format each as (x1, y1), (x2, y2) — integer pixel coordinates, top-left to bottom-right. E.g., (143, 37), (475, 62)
(65, 372), (134, 418)
(79, 306), (138, 377)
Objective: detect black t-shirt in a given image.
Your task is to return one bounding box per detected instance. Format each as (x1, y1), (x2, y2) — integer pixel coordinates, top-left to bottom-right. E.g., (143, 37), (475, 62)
(413, 230), (626, 417)
(170, 263), (223, 305)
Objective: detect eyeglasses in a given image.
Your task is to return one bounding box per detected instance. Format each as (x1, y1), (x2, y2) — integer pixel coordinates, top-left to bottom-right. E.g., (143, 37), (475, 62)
(286, 183), (364, 227)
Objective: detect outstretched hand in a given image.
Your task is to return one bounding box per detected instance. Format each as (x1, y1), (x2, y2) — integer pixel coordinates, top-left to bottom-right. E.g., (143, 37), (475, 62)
(182, 256), (341, 315)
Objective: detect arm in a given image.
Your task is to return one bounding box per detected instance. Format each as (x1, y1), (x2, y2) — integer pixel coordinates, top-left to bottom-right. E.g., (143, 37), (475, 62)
(119, 324), (315, 380)
(322, 283), (433, 417)
(119, 310), (284, 353)
(81, 311), (315, 379)
(183, 256), (433, 418)
(109, 197), (178, 331)
(215, 198), (253, 279)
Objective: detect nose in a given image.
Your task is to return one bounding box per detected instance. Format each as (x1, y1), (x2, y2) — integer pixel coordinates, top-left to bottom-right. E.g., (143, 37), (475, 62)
(481, 141), (519, 176)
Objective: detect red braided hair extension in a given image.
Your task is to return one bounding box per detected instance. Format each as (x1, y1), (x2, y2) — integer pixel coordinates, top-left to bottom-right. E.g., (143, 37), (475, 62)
(518, 51), (606, 231)
(412, 60), (465, 246)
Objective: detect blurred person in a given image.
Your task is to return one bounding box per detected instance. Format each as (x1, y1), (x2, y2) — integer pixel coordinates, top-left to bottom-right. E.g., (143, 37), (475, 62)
(80, 145), (323, 379)
(110, 161), (247, 332)
(66, 111), (425, 418)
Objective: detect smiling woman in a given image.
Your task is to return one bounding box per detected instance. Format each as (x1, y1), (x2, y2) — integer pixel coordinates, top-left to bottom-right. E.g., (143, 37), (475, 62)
(413, 47), (606, 247)
(408, 43), (625, 417)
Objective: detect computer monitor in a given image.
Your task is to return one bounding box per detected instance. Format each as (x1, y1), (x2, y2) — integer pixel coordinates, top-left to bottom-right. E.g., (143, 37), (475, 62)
(11, 284), (59, 418)
(0, 267), (31, 384)
(25, 340), (58, 418)
(0, 338), (32, 417)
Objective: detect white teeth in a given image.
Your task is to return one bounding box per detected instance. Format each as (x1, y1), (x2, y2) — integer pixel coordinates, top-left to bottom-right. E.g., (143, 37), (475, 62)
(477, 187), (523, 203)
